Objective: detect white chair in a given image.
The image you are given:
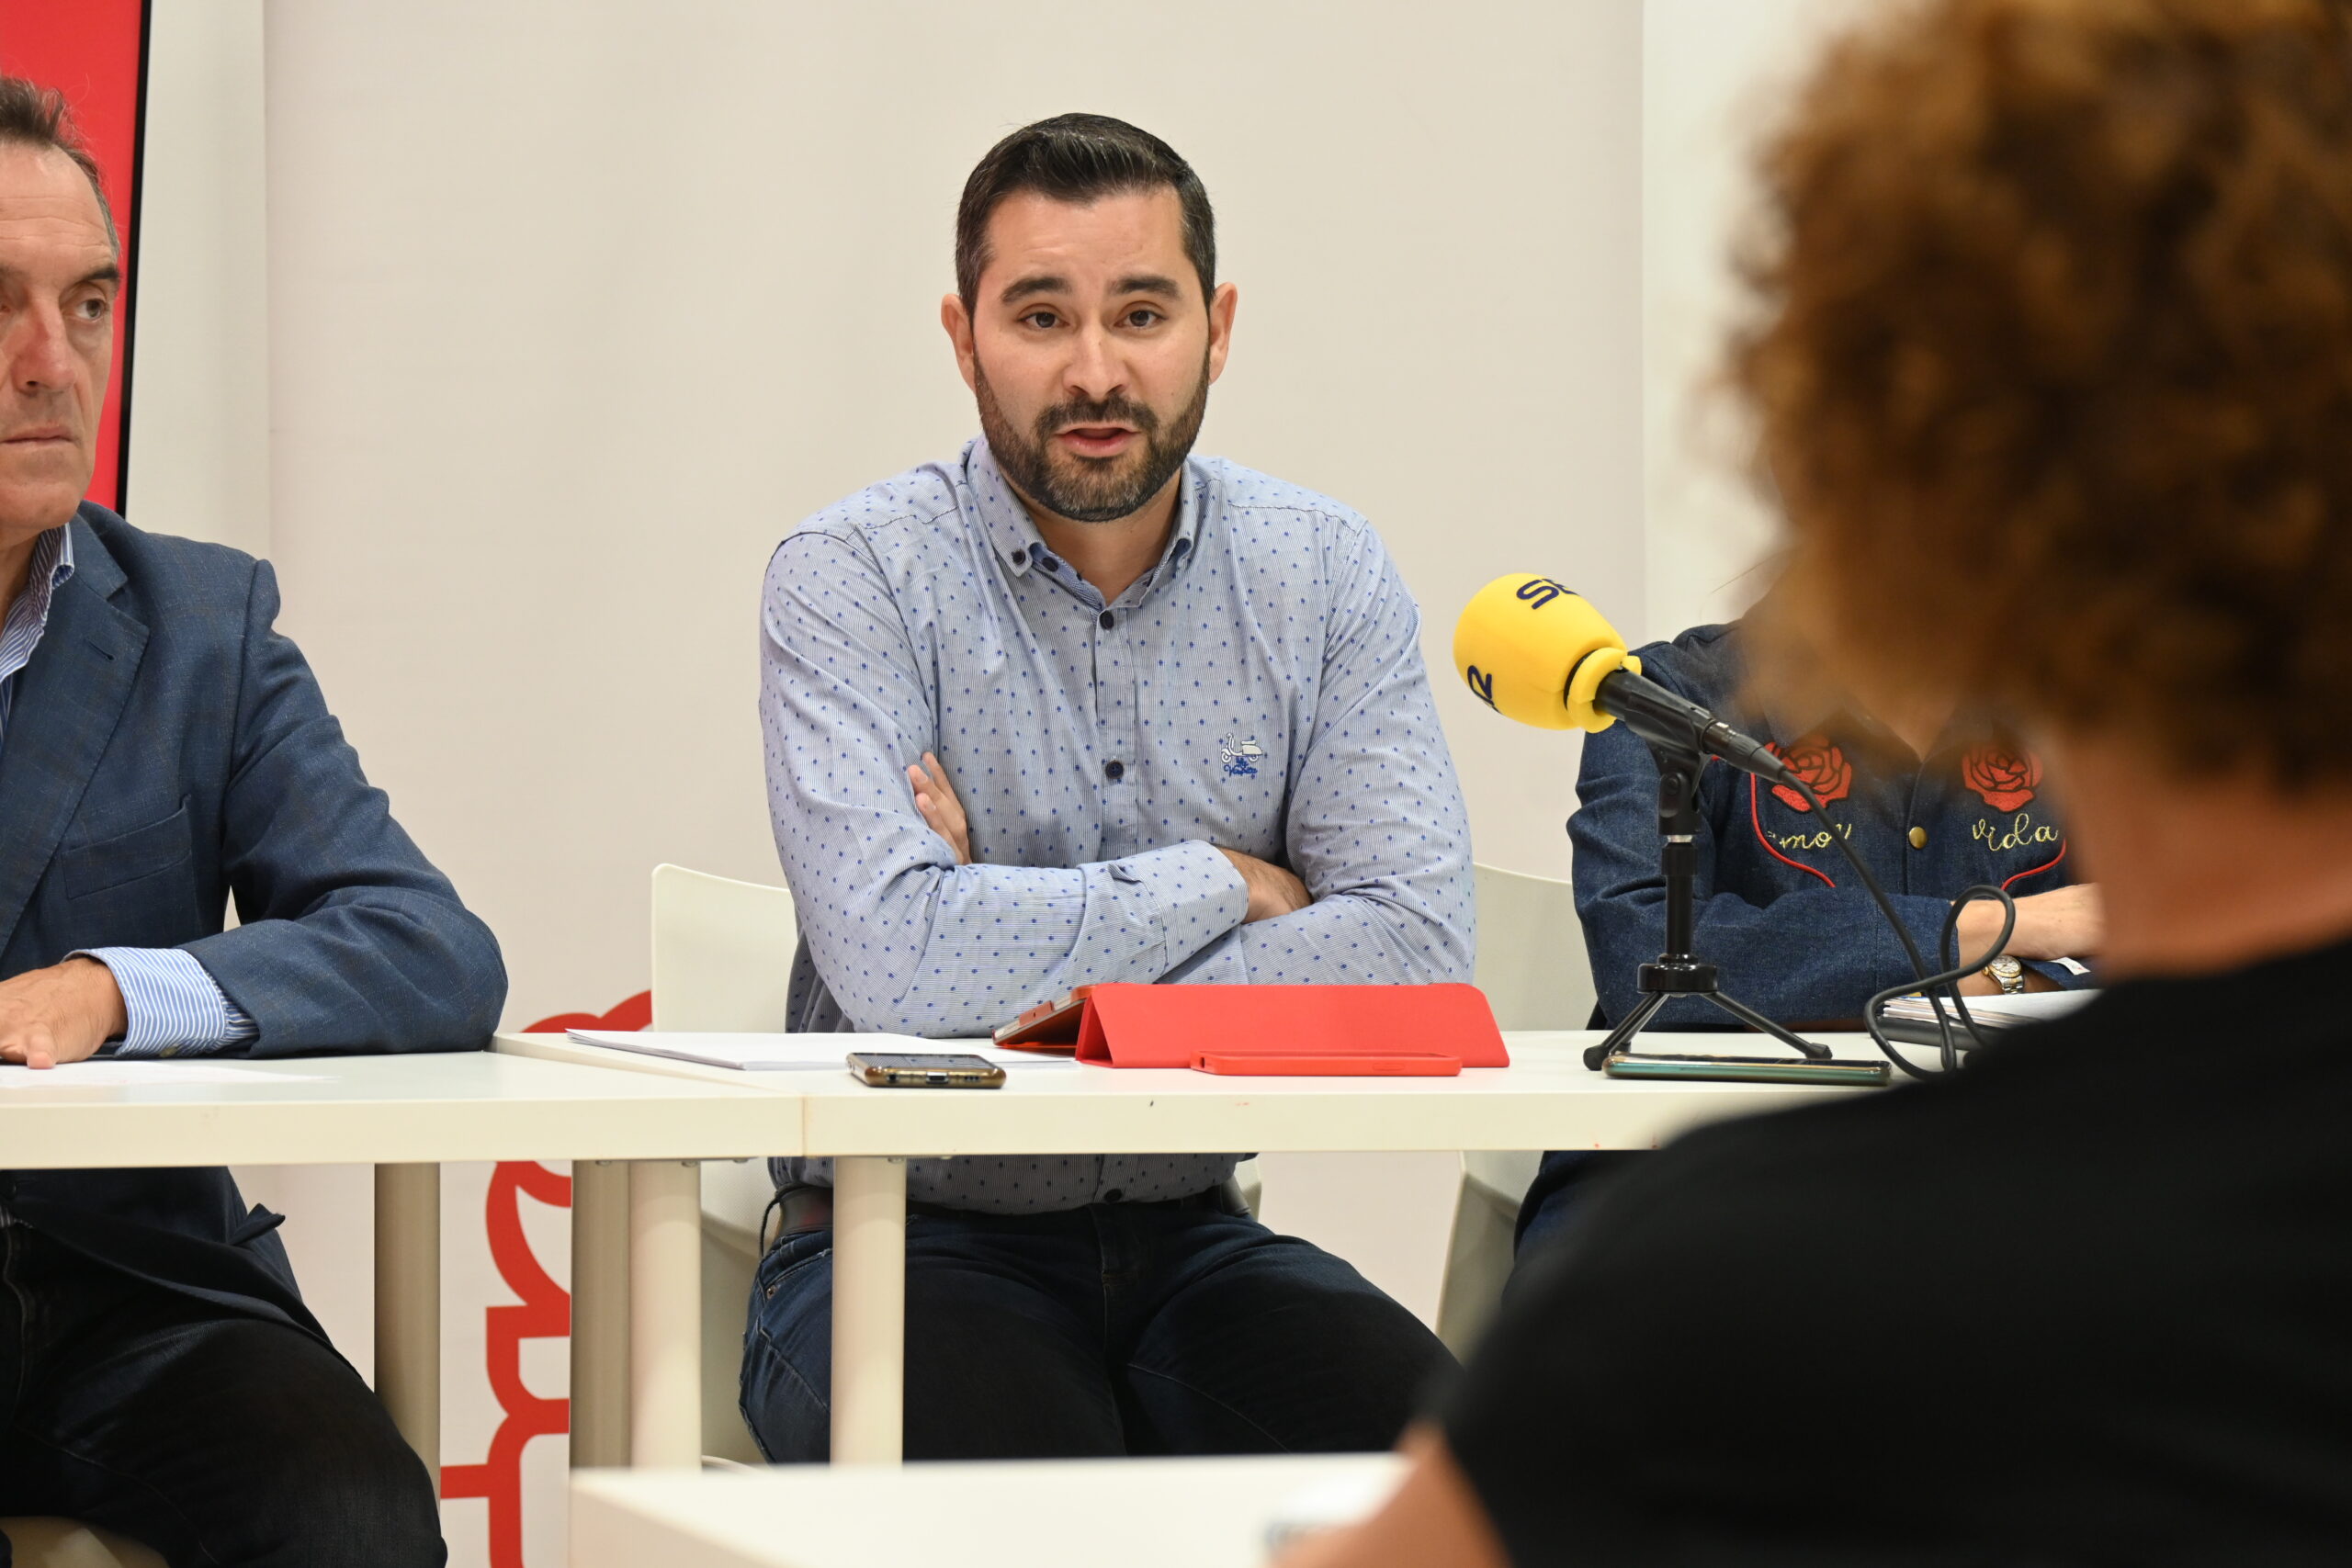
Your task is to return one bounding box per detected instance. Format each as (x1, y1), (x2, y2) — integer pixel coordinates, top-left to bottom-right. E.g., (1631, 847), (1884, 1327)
(1434, 863), (1596, 1359)
(0, 1518), (165, 1568)
(647, 863), (803, 1465)
(648, 861), (1263, 1462)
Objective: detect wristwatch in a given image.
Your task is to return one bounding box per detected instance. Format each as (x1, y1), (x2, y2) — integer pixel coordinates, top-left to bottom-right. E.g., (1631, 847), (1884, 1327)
(1983, 955), (2028, 995)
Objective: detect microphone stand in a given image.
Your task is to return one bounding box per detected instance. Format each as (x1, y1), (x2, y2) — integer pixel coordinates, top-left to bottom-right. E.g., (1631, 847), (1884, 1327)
(1583, 740), (1832, 1071)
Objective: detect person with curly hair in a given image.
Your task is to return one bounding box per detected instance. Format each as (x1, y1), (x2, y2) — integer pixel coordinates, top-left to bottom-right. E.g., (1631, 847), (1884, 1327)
(1291, 0), (2352, 1562)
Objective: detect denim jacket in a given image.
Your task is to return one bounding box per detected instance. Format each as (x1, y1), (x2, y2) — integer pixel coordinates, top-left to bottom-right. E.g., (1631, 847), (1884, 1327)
(1570, 619), (2085, 1029)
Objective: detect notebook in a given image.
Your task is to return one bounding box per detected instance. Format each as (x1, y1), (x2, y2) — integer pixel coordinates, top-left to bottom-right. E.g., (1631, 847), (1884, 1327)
(1879, 987), (2098, 1048)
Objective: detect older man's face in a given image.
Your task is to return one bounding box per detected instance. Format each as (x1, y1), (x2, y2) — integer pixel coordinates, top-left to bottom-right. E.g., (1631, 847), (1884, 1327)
(0, 142), (116, 547)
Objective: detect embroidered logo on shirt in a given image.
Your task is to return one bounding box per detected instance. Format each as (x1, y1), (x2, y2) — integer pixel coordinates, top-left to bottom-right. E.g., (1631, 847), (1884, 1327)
(1221, 737), (1266, 778)
(1961, 743), (2041, 810)
(1763, 733), (1853, 813)
(1972, 811), (2063, 852)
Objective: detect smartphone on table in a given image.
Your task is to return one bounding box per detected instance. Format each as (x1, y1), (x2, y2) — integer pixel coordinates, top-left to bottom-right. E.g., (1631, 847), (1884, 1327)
(846, 1052), (1008, 1089)
(1603, 1053), (1890, 1086)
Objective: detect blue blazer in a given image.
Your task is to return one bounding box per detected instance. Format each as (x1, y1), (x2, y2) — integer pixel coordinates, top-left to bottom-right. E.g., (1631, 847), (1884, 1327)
(0, 505), (506, 1339)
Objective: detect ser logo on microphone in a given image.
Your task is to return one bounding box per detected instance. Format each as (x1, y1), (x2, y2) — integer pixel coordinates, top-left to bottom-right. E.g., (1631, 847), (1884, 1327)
(1465, 577), (1573, 710)
(1515, 577), (1572, 609)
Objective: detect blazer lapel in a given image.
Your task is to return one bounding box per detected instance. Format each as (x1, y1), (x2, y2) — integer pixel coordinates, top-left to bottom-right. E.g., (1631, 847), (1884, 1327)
(0, 518), (148, 958)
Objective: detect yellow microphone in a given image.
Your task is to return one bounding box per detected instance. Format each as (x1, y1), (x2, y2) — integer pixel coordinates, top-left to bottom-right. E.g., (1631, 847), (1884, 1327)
(1452, 574), (1644, 733)
(1452, 573), (1795, 784)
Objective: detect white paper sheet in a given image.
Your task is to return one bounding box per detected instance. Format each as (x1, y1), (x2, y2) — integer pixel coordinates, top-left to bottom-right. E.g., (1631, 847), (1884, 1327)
(1882, 988), (2098, 1028)
(565, 1030), (1076, 1070)
(0, 1061), (325, 1089)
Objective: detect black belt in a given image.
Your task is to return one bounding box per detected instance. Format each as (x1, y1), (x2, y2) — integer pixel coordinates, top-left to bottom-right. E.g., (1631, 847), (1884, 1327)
(766, 1179), (1246, 1243)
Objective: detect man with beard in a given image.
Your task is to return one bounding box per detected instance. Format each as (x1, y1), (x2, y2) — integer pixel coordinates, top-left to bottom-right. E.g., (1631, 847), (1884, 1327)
(747, 114), (1470, 1461)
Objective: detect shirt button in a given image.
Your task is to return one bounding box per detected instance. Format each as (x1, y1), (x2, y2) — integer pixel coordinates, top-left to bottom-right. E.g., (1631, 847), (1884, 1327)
(1099, 610), (1116, 630)
(1102, 1189), (1125, 1203)
(1011, 547), (1027, 566)
(1104, 760), (1125, 782)
(1908, 827), (1928, 850)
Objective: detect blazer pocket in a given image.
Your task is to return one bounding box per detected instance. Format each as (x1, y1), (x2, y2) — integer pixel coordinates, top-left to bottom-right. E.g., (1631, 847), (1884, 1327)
(61, 799), (195, 900)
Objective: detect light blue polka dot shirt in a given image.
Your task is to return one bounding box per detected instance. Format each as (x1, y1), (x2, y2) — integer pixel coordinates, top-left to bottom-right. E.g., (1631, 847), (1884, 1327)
(763, 437), (1474, 1213)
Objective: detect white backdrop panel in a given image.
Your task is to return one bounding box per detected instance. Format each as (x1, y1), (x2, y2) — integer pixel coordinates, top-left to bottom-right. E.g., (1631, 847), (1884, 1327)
(261, 0), (1645, 1032)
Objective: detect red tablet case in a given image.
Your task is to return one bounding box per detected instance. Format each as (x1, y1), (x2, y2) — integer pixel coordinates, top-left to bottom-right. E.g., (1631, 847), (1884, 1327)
(1056, 984), (1508, 1075)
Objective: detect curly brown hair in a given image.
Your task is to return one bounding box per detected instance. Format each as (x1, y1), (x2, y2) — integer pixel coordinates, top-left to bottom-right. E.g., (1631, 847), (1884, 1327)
(1736, 0), (2352, 786)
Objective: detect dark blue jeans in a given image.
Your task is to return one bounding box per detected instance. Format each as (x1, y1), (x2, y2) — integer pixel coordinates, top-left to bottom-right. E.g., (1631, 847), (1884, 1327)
(1510, 1151), (1646, 1291)
(0, 1224), (443, 1568)
(740, 1194), (1455, 1461)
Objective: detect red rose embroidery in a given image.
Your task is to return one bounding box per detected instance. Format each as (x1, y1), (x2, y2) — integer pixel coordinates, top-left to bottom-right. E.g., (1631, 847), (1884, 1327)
(1962, 744), (2041, 811)
(1767, 733), (1853, 813)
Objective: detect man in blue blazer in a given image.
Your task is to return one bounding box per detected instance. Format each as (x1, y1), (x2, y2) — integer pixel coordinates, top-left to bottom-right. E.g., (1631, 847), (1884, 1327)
(0, 84), (503, 1566)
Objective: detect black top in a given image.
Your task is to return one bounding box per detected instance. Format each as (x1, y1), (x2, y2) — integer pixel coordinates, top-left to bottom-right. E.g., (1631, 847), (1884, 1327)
(1444, 933), (2352, 1566)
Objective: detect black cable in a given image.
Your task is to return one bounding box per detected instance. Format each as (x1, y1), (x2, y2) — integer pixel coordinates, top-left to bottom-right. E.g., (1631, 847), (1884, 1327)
(1935, 888), (2015, 1055)
(1856, 886), (2017, 1077)
(1790, 779), (2018, 1079)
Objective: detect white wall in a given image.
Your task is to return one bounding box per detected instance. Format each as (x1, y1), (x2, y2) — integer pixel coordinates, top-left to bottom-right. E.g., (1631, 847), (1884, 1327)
(260, 0), (1645, 1043)
(126, 0), (270, 558)
(1641, 0), (1862, 637)
(127, 0), (388, 1415)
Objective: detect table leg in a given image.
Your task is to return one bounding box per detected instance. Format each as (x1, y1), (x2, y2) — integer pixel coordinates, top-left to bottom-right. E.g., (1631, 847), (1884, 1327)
(570, 1159), (630, 1468)
(628, 1160), (702, 1468)
(373, 1163), (441, 1489)
(830, 1155), (906, 1465)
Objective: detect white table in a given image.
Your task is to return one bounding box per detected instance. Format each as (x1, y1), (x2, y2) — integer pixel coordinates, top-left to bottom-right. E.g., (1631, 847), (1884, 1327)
(0, 1051), (787, 1475)
(498, 1029), (1883, 1466)
(570, 1452), (1403, 1568)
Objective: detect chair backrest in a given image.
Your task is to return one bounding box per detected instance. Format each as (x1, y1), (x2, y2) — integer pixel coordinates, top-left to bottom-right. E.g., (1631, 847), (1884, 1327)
(648, 864), (804, 1466)
(649, 862), (801, 1246)
(649, 863), (801, 1032)
(1471, 862), (1596, 1032)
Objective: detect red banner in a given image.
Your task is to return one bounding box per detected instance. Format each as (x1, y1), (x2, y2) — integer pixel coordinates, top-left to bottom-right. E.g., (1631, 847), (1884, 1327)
(0, 0), (148, 510)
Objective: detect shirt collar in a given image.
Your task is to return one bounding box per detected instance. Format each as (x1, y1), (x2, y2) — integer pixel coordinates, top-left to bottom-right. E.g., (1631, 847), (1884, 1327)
(1736, 592), (2024, 762)
(1758, 686), (2010, 768)
(6, 523), (74, 625)
(965, 435), (1203, 592)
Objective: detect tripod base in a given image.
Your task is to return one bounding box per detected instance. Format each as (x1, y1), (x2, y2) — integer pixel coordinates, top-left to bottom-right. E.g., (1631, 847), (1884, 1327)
(1586, 739), (1829, 1072)
(1582, 987), (1830, 1071)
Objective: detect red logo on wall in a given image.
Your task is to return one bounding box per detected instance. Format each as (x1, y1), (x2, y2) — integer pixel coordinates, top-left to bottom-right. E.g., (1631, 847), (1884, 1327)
(439, 1161), (574, 1568)
(442, 991), (650, 1568)
(1766, 733), (1854, 814)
